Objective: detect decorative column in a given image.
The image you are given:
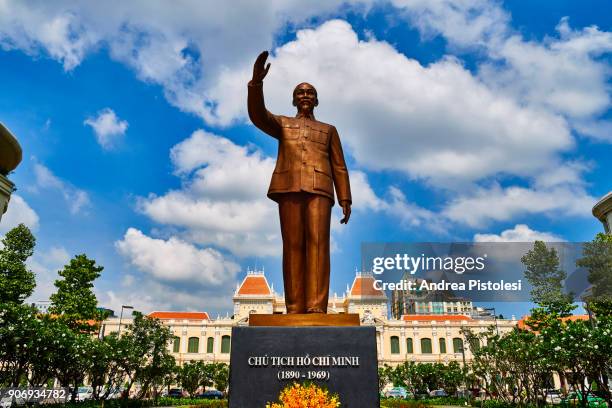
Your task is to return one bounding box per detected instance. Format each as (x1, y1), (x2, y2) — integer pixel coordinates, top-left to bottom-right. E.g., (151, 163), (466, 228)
(0, 123), (22, 223)
(593, 192), (612, 233)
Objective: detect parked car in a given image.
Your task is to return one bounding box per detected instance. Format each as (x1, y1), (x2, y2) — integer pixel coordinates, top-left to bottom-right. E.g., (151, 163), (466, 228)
(106, 388), (124, 400)
(415, 391), (431, 400)
(384, 387), (408, 399)
(455, 389), (472, 399)
(560, 392), (607, 408)
(196, 390), (223, 400)
(543, 390), (562, 404)
(430, 389), (449, 397)
(77, 387), (93, 401)
(167, 388), (184, 398)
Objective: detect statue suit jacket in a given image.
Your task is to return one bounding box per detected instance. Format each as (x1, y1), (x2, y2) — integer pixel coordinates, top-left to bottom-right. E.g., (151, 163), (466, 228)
(247, 81), (352, 206)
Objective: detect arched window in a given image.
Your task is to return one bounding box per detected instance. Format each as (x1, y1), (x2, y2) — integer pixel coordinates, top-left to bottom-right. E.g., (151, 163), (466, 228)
(406, 338), (413, 354)
(453, 337), (463, 353)
(221, 335), (231, 354)
(207, 337), (214, 353)
(420, 338), (432, 354)
(439, 338), (446, 354)
(172, 336), (180, 353)
(469, 338), (480, 352)
(390, 336), (400, 354)
(187, 337), (199, 353)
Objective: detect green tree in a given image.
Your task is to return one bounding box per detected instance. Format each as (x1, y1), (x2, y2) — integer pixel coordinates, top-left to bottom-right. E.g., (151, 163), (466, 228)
(521, 241), (575, 320)
(123, 312), (175, 399)
(416, 363), (440, 392)
(49, 254), (104, 333)
(0, 224), (36, 304)
(378, 365), (393, 393)
(441, 361), (463, 395)
(50, 327), (91, 402)
(85, 336), (114, 400)
(210, 363), (229, 395)
(577, 233), (612, 318)
(540, 316), (612, 407)
(0, 303), (39, 386)
(104, 332), (142, 400)
(395, 361), (423, 397)
(25, 313), (69, 388)
(465, 326), (554, 406)
(178, 361), (208, 396)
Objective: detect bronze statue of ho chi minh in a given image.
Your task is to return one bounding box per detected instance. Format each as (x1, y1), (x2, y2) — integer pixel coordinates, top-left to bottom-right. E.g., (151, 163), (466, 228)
(247, 51), (352, 314)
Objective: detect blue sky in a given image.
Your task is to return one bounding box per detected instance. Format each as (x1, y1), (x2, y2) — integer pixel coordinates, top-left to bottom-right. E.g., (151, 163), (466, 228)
(0, 1), (610, 318)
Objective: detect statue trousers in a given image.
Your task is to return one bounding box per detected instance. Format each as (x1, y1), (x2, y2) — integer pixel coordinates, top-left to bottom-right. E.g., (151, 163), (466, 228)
(277, 192), (332, 314)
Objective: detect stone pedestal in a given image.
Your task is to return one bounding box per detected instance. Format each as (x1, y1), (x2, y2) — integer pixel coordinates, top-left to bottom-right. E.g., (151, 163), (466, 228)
(229, 326), (379, 407)
(0, 174), (14, 223)
(249, 313), (360, 327)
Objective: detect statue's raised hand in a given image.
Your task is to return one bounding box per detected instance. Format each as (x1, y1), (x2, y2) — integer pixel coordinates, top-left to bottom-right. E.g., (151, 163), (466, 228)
(252, 51), (271, 83)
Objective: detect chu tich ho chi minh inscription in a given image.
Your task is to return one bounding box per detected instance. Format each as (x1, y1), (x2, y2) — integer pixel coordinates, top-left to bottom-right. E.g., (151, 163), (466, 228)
(248, 354), (361, 382)
(228, 326), (379, 407)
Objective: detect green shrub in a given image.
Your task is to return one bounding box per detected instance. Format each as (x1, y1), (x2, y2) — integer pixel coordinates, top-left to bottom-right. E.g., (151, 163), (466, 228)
(422, 396), (467, 406)
(471, 400), (537, 408)
(381, 398), (430, 408)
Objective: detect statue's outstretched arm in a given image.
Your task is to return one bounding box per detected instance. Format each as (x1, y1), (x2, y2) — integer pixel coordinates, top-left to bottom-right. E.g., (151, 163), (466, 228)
(248, 51), (281, 138)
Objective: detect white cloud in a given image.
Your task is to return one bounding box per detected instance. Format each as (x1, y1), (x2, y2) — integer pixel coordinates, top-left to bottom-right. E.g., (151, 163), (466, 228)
(0, 0), (375, 120)
(138, 130), (280, 257)
(383, 187), (447, 234)
(388, 2), (612, 141)
(206, 20), (574, 189)
(474, 224), (564, 242)
(98, 278), (235, 316)
(139, 129), (399, 256)
(390, 0), (510, 48)
(443, 184), (595, 228)
(121, 274), (135, 287)
(479, 19), (612, 122)
(169, 129), (274, 200)
(43, 246), (70, 265)
(31, 162), (90, 214)
(0, 194), (39, 233)
(349, 170), (385, 211)
(201, 18), (599, 230)
(3, 2), (605, 238)
(26, 245), (70, 303)
(115, 227), (240, 286)
(573, 120), (612, 143)
(84, 108), (128, 149)
(111, 227), (241, 315)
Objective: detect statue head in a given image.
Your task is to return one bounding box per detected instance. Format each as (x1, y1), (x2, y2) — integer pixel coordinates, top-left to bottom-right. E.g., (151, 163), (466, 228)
(292, 82), (318, 114)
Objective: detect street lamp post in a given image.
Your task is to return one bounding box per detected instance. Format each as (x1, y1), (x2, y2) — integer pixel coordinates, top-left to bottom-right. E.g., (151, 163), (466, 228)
(118, 305), (134, 335)
(484, 307), (499, 336)
(459, 344), (470, 404)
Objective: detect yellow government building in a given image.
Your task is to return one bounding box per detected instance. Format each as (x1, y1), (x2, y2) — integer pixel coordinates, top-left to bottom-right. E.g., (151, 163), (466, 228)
(100, 270), (518, 367)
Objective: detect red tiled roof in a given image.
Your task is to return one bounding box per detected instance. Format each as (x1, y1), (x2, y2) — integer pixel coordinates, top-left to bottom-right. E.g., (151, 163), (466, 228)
(237, 275), (271, 295)
(149, 311), (209, 320)
(517, 314), (589, 330)
(402, 314), (472, 322)
(350, 275), (385, 297)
